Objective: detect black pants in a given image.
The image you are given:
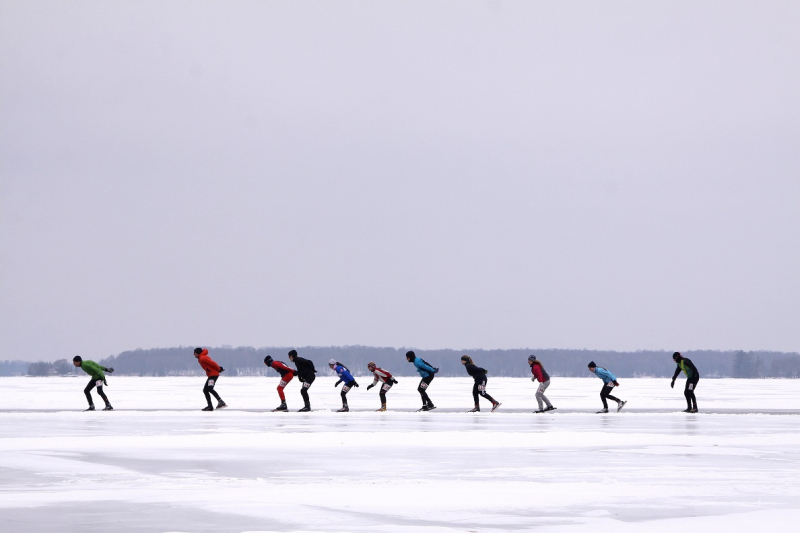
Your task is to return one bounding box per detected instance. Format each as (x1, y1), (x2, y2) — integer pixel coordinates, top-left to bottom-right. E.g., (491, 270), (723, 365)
(84, 378), (109, 406)
(418, 375), (434, 406)
(685, 378), (699, 409)
(600, 384), (620, 409)
(378, 382), (392, 405)
(203, 376), (223, 407)
(300, 376), (315, 407)
(340, 380), (356, 406)
(472, 378), (496, 405)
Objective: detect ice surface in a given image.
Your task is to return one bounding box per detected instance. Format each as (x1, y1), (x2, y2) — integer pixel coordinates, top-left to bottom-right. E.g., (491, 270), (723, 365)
(1, 377), (799, 532)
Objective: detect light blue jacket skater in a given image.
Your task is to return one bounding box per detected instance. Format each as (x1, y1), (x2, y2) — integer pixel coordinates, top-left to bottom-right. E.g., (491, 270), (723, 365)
(406, 350), (438, 410)
(412, 357), (437, 378)
(588, 360), (626, 413)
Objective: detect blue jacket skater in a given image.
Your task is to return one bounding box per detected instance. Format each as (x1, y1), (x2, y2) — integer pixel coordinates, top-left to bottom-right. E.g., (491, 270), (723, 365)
(593, 367), (617, 384)
(333, 364), (356, 385)
(412, 357), (437, 378)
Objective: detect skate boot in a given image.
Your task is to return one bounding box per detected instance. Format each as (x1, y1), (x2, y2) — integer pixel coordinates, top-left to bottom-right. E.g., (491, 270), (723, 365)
(298, 405), (311, 412)
(336, 405), (349, 412)
(689, 408), (698, 413)
(377, 404), (387, 412)
(682, 408), (693, 413)
(102, 405), (113, 411)
(468, 406), (480, 413)
(216, 402), (228, 410)
(596, 408), (609, 413)
(617, 400), (627, 412)
(272, 403), (288, 412)
(491, 402), (502, 412)
(425, 403), (436, 411)
(84, 405), (95, 411)
(544, 406), (556, 412)
(201, 406), (214, 411)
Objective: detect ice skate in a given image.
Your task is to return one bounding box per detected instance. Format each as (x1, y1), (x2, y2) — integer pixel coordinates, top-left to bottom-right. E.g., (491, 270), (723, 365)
(689, 408), (698, 413)
(491, 402), (501, 412)
(201, 406), (213, 411)
(272, 403), (288, 412)
(84, 405), (95, 411)
(377, 405), (387, 412)
(297, 406), (311, 412)
(544, 406), (556, 411)
(216, 402), (228, 410)
(102, 405), (113, 411)
(596, 408), (608, 413)
(468, 406), (480, 412)
(336, 405), (349, 412)
(617, 400), (627, 412)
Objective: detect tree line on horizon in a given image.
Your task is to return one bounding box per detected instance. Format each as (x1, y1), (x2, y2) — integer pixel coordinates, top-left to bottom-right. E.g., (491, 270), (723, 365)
(3, 346), (799, 378)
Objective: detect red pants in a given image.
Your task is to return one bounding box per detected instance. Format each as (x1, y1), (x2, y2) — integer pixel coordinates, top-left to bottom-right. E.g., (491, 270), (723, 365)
(277, 374), (294, 401)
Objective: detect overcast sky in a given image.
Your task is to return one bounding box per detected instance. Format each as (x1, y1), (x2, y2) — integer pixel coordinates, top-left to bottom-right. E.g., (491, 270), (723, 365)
(1, 1), (799, 361)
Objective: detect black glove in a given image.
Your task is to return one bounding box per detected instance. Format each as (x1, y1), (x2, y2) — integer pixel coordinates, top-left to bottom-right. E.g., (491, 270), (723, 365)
(367, 384), (375, 390)
(433, 367), (440, 374)
(335, 379), (342, 387)
(613, 381), (620, 387)
(391, 378), (399, 384)
(105, 367), (115, 373)
(103, 379), (108, 386)
(353, 381), (359, 387)
(670, 380), (675, 388)
(219, 367), (225, 372)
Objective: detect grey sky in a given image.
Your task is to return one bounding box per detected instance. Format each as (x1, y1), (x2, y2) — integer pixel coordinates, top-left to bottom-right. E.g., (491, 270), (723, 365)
(1, 1), (799, 361)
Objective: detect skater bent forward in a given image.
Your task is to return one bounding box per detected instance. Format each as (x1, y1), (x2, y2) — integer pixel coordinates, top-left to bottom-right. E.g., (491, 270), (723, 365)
(195, 348), (227, 411)
(73, 356), (114, 411)
(588, 361), (626, 413)
(671, 352), (699, 413)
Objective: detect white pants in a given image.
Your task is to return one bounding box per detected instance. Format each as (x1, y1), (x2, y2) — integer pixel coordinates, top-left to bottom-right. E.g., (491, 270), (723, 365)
(536, 380), (552, 410)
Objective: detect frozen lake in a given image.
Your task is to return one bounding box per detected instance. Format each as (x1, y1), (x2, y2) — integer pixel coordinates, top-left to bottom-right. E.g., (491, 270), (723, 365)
(1, 377), (799, 532)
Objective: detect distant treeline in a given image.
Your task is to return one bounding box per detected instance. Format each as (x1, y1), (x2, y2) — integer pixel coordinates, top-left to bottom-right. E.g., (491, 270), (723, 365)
(4, 347), (798, 378)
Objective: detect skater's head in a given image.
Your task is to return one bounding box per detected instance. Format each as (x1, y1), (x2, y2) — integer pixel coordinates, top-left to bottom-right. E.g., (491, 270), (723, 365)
(288, 349), (297, 361)
(264, 355), (273, 366)
(405, 351), (416, 362)
(672, 352), (682, 362)
(367, 361), (377, 371)
(527, 355), (537, 366)
(193, 347), (203, 358)
(328, 359), (337, 368)
(72, 355), (82, 367)
(588, 361), (597, 373)
(460, 355), (473, 365)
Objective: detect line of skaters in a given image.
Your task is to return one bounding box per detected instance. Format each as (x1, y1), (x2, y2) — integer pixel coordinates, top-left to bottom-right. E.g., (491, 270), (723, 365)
(71, 351), (700, 414)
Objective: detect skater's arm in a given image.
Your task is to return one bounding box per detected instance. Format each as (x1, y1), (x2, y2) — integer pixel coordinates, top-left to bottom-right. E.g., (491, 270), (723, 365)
(671, 365), (682, 382)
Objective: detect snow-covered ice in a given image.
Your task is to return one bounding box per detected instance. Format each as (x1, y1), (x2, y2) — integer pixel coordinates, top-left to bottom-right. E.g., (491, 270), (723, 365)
(1, 377), (799, 532)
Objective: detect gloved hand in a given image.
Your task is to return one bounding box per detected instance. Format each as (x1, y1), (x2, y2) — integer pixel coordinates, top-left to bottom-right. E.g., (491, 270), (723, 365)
(391, 378), (398, 384)
(219, 367), (225, 372)
(353, 381), (359, 387)
(613, 381), (620, 387)
(531, 377), (536, 381)
(335, 380), (342, 387)
(433, 367), (440, 374)
(670, 380), (675, 388)
(367, 384), (375, 390)
(105, 367), (115, 373)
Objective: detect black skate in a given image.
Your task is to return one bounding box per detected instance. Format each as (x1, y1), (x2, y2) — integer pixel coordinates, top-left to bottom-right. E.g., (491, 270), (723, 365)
(102, 405), (113, 411)
(201, 406), (214, 411)
(272, 403), (288, 412)
(84, 406), (95, 411)
(468, 406), (480, 412)
(336, 405), (349, 412)
(216, 402), (228, 410)
(491, 402), (501, 412)
(544, 406), (556, 412)
(297, 406), (311, 412)
(617, 400), (627, 412)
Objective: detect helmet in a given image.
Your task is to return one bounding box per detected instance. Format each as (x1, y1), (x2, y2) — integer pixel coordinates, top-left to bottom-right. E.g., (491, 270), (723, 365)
(328, 359), (336, 366)
(264, 355), (273, 366)
(672, 352), (682, 361)
(367, 361), (377, 369)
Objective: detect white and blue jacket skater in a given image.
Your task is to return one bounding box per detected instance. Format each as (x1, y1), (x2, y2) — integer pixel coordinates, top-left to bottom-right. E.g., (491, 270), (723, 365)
(331, 362), (356, 385)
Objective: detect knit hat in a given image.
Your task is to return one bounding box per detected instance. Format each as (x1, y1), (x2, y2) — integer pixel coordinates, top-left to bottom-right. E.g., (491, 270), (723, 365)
(405, 351), (416, 360)
(73, 355), (82, 363)
(672, 352), (682, 360)
(328, 359), (336, 366)
(588, 361), (596, 368)
(528, 355), (537, 363)
(288, 350), (297, 358)
(367, 361), (377, 369)
(264, 355), (273, 365)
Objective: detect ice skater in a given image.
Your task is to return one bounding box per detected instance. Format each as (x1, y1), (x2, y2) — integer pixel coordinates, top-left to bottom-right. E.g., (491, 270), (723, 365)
(264, 355), (296, 411)
(588, 361), (626, 413)
(406, 351), (438, 411)
(194, 348), (227, 411)
(329, 359), (359, 412)
(460, 355), (501, 412)
(288, 349), (316, 412)
(671, 352), (699, 413)
(366, 361), (398, 411)
(72, 356), (114, 411)
(528, 355), (555, 413)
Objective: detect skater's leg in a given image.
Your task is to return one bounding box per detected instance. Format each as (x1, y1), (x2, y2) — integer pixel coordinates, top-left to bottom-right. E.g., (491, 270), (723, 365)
(477, 379), (496, 404)
(84, 379), (96, 406)
(685, 378), (698, 410)
(202, 379), (213, 407)
(472, 382), (480, 405)
(277, 381), (287, 403)
(536, 380), (552, 409)
(341, 384), (350, 407)
(95, 381), (110, 405)
(600, 385), (613, 409)
(418, 376), (434, 406)
(300, 384), (311, 407)
(204, 377), (223, 406)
